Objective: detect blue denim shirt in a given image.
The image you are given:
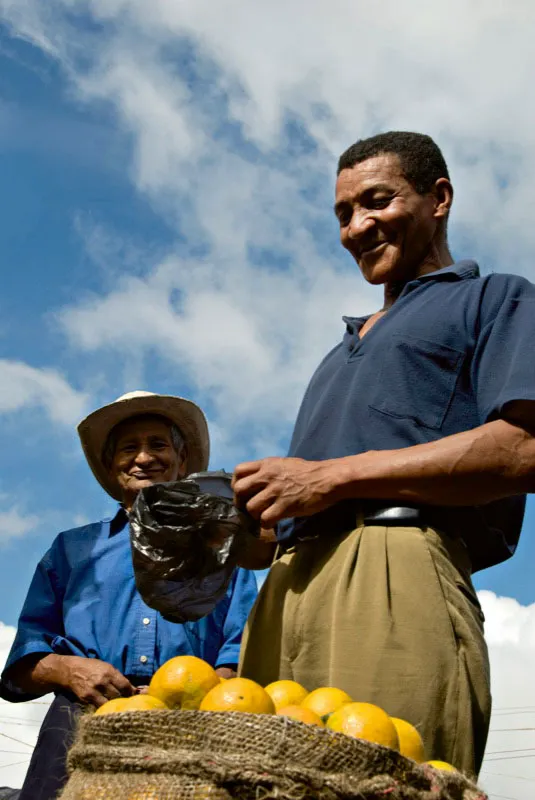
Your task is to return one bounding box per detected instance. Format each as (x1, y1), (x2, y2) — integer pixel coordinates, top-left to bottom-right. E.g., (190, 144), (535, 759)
(1, 507), (257, 700)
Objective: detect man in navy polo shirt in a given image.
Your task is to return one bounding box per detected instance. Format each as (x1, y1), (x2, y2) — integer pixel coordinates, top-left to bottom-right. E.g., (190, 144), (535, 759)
(233, 131), (535, 776)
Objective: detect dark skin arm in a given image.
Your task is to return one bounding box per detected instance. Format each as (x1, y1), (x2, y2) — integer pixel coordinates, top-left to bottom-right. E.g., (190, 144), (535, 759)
(232, 405), (535, 528)
(4, 653), (136, 707)
(234, 527), (277, 570)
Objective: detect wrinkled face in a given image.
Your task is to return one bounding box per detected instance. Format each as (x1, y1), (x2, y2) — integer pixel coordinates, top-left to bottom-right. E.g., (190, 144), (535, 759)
(109, 417), (186, 504)
(334, 153), (445, 285)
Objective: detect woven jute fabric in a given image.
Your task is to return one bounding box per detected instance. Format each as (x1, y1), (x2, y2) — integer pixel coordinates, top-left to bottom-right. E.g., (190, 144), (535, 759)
(60, 710), (488, 800)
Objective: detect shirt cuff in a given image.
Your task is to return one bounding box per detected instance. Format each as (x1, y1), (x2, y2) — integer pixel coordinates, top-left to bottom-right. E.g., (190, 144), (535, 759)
(1, 642), (54, 703)
(215, 646), (240, 669)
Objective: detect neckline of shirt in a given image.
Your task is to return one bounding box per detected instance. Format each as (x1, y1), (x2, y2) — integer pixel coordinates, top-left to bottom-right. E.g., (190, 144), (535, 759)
(343, 259), (480, 333)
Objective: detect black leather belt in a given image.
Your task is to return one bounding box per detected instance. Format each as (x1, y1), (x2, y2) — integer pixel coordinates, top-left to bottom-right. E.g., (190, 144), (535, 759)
(290, 502), (456, 545)
(282, 498), (522, 573)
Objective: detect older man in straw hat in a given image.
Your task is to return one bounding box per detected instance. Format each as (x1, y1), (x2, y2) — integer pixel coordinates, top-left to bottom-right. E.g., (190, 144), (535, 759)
(1, 391), (257, 800)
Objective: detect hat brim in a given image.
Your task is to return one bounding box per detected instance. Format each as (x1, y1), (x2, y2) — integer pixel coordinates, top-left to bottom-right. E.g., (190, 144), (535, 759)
(77, 394), (210, 501)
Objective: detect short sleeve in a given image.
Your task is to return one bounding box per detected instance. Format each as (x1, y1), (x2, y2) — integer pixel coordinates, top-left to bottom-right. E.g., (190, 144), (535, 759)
(472, 275), (535, 423)
(214, 568), (258, 668)
(0, 538), (68, 701)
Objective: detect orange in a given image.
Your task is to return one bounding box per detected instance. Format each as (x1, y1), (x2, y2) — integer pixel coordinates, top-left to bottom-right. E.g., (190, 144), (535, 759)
(94, 695), (168, 715)
(148, 655), (219, 709)
(327, 702), (400, 750)
(301, 687), (352, 721)
(425, 760), (457, 772)
(199, 677), (275, 714)
(265, 680), (309, 711)
(276, 704), (324, 726)
(391, 717), (426, 762)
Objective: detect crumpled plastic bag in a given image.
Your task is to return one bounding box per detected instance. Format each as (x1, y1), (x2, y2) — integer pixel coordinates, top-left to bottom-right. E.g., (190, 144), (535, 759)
(129, 470), (259, 622)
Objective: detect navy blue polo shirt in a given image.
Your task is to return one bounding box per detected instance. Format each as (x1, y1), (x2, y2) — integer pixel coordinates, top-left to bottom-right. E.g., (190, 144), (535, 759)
(278, 261), (535, 570)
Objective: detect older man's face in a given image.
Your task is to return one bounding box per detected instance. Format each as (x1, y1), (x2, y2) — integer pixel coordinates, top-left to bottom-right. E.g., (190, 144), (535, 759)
(110, 417), (186, 506)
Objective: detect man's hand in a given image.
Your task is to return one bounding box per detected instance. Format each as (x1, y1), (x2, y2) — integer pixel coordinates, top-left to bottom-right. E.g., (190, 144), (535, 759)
(5, 653), (136, 707)
(59, 656), (135, 707)
(215, 666), (237, 679)
(232, 457), (345, 527)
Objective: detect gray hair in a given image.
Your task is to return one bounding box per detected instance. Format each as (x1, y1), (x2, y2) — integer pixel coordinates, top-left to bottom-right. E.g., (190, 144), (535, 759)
(102, 414), (186, 469)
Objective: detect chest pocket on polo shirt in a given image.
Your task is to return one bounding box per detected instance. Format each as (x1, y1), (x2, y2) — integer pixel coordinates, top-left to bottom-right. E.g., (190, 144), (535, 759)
(368, 334), (465, 430)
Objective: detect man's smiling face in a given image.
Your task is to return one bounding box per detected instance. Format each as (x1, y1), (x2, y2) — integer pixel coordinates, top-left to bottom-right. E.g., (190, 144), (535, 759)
(334, 153), (443, 285)
(109, 415), (186, 507)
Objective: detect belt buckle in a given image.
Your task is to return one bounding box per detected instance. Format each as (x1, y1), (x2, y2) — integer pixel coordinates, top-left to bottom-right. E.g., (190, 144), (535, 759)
(363, 506), (423, 525)
(295, 532), (321, 543)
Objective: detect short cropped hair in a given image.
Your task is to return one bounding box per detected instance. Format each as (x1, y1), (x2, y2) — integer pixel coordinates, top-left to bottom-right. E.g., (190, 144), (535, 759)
(102, 414), (185, 469)
(337, 131), (450, 195)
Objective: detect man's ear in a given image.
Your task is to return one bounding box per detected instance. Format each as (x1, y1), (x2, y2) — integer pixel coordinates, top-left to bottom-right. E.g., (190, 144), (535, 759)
(432, 177), (453, 221)
(177, 444), (189, 478)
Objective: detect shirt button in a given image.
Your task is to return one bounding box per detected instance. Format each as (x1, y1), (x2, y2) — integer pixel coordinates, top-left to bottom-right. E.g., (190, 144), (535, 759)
(140, 655), (148, 664)
(143, 617), (150, 625)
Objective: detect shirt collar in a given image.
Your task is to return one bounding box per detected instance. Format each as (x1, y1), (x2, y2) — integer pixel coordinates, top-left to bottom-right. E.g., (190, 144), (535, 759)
(104, 505), (129, 537)
(408, 259), (480, 284)
(343, 260), (480, 333)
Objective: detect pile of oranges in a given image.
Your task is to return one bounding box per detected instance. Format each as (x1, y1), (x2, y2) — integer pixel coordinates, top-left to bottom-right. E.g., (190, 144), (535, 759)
(94, 655), (456, 774)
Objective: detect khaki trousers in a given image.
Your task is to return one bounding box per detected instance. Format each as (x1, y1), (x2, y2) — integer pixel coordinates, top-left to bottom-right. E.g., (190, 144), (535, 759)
(239, 523), (491, 776)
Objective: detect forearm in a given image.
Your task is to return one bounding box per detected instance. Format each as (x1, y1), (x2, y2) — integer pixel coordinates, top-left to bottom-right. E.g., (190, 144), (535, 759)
(335, 419), (535, 507)
(236, 535), (277, 570)
(6, 653), (72, 697)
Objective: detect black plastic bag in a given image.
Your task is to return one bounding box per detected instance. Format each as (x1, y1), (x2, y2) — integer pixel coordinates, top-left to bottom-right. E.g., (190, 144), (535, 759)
(129, 471), (259, 622)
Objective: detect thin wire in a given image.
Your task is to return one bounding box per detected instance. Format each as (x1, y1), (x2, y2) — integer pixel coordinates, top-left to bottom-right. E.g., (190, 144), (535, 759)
(485, 754), (535, 763)
(0, 731), (34, 748)
(0, 700), (50, 705)
(490, 727), (535, 733)
(0, 748), (34, 755)
(0, 719), (41, 727)
(487, 794), (521, 800)
(0, 758), (30, 770)
(492, 710), (535, 716)
(483, 771), (535, 784)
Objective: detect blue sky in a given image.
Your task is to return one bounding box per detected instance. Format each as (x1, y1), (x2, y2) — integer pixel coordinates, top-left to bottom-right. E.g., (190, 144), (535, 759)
(1, 2), (535, 796)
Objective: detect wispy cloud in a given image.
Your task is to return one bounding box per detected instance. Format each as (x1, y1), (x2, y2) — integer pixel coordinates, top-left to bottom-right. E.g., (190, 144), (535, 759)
(0, 359), (89, 426)
(3, 1), (535, 466)
(0, 503), (38, 544)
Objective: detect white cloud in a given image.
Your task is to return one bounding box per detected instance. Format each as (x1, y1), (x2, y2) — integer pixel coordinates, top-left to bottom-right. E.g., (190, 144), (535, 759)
(3, 0), (535, 464)
(0, 622), (51, 791)
(479, 592), (535, 800)
(0, 505), (38, 545)
(58, 250), (372, 461)
(4, 1), (535, 266)
(0, 360), (89, 427)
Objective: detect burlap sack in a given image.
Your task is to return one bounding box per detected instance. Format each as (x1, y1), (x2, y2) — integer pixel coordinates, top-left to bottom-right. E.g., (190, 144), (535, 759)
(60, 710), (488, 800)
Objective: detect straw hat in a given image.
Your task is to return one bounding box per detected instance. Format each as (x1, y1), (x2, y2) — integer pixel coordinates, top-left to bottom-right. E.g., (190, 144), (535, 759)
(77, 391), (210, 501)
